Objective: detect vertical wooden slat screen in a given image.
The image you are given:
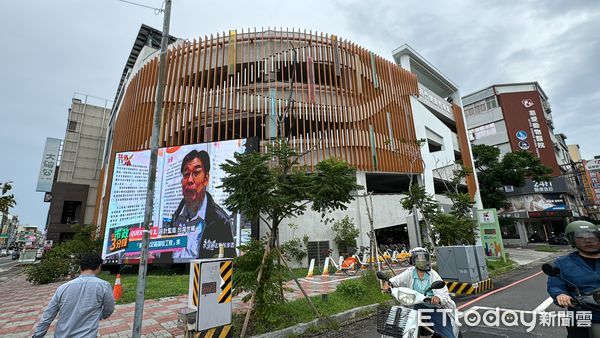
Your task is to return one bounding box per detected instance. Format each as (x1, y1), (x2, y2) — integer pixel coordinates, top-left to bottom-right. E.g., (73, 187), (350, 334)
(102, 29), (423, 227)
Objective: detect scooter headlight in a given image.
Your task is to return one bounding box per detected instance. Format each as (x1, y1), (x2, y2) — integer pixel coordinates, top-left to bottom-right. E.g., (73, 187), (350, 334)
(397, 293), (416, 306)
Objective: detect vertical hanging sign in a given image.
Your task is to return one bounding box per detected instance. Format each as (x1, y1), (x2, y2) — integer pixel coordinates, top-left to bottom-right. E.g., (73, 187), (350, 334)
(36, 137), (62, 192)
(228, 30), (237, 76)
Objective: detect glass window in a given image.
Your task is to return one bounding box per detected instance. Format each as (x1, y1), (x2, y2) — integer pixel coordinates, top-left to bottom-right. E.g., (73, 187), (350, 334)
(464, 96), (498, 116)
(468, 122), (497, 140)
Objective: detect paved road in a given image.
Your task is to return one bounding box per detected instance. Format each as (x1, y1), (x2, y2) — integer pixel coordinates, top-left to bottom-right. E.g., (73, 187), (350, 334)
(0, 255), (23, 283)
(314, 254), (580, 338)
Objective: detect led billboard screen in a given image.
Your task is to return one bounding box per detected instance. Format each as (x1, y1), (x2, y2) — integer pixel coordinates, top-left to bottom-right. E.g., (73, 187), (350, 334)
(102, 139), (253, 263)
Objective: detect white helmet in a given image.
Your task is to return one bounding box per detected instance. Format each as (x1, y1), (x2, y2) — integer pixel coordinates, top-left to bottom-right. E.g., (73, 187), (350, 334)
(409, 247), (431, 271)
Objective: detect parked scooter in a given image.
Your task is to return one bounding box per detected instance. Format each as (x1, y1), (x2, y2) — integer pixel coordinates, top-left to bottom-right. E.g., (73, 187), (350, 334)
(548, 233), (570, 245)
(376, 271), (461, 338)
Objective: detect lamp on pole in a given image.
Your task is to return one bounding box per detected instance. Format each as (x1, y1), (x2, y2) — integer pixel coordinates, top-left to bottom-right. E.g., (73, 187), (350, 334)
(132, 1), (172, 336)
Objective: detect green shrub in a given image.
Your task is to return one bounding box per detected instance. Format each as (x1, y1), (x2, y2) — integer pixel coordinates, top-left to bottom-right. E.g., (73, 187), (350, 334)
(336, 278), (368, 298)
(25, 225), (101, 285)
(25, 256), (70, 285)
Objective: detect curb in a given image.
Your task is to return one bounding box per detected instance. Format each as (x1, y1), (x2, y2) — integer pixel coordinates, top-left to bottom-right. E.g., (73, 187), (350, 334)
(250, 302), (382, 338)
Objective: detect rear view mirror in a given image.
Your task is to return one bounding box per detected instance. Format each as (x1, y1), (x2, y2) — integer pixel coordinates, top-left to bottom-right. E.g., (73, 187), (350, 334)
(376, 271), (390, 282)
(542, 263), (559, 277)
(430, 280), (446, 290)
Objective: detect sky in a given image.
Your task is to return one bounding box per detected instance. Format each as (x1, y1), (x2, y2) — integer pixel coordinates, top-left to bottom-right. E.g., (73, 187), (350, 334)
(1, 0), (598, 228)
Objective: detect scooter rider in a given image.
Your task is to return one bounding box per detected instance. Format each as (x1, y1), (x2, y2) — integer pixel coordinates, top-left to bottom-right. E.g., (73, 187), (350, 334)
(547, 220), (600, 338)
(383, 247), (456, 337)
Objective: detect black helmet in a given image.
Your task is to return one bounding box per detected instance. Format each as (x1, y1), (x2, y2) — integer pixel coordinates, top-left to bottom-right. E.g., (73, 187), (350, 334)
(565, 221), (600, 254)
(409, 247), (431, 271)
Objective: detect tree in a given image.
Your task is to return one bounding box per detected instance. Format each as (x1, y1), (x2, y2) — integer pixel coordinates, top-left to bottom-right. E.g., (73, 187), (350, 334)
(0, 181), (16, 214)
(221, 140), (361, 249)
(401, 164), (478, 247)
(220, 139), (361, 329)
(331, 216), (360, 256)
(472, 144), (553, 209)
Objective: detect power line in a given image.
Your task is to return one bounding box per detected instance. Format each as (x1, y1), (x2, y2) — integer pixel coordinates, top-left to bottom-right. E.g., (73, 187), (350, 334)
(117, 0), (163, 14)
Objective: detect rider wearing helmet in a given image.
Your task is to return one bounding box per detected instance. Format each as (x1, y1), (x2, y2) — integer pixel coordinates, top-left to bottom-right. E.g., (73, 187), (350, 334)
(547, 220), (600, 337)
(384, 247), (456, 338)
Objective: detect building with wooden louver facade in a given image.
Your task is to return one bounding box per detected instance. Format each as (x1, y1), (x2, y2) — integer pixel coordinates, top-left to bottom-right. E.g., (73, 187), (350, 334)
(94, 26), (480, 258)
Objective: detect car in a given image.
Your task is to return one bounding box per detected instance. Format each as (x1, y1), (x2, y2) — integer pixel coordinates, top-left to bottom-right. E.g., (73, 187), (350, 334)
(0, 249), (7, 257)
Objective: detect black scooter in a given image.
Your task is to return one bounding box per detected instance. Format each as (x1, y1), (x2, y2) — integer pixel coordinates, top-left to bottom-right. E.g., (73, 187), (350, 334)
(548, 233), (570, 245)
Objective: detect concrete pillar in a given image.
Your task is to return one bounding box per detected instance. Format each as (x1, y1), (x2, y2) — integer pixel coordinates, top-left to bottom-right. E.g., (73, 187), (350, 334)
(406, 213), (421, 249)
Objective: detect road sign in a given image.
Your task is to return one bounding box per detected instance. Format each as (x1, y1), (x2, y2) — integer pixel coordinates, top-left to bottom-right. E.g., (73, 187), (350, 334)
(516, 130), (528, 140)
(518, 141), (530, 150)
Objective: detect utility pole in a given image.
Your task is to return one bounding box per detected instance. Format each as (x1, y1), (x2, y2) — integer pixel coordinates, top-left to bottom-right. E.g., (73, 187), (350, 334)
(132, 1), (171, 336)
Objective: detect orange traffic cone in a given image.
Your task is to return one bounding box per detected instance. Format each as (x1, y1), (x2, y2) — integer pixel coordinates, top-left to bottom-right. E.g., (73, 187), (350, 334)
(113, 274), (122, 301)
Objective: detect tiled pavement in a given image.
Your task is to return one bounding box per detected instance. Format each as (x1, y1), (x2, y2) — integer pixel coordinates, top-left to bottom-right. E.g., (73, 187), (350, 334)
(0, 267), (408, 337)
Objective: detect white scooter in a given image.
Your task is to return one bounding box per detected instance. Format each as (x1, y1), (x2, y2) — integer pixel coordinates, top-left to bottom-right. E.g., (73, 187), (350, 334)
(376, 271), (461, 338)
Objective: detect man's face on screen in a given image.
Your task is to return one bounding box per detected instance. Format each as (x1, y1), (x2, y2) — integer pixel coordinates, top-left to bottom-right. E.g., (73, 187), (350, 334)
(181, 158), (209, 204)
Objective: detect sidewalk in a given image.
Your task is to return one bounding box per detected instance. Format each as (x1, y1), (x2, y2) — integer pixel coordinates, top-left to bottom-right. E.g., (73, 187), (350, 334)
(505, 245), (571, 266)
(0, 268), (403, 337)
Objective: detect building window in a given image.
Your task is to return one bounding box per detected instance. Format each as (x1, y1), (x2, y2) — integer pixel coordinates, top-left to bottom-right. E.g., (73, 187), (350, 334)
(464, 96), (498, 116)
(307, 241), (329, 264)
(68, 120), (78, 131)
(469, 122), (497, 140)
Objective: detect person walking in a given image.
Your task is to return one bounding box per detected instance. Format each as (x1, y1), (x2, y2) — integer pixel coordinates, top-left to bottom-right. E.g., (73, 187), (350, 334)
(32, 253), (115, 337)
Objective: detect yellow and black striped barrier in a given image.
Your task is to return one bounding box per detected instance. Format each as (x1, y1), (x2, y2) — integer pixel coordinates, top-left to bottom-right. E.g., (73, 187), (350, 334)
(218, 261), (232, 303)
(184, 324), (232, 338)
(192, 262), (200, 307)
(445, 278), (493, 295)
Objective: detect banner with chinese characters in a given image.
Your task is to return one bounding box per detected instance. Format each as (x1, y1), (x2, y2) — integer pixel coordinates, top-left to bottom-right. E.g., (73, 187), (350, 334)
(36, 138), (61, 192)
(477, 209), (506, 261)
(102, 139), (254, 263)
(497, 92), (560, 175)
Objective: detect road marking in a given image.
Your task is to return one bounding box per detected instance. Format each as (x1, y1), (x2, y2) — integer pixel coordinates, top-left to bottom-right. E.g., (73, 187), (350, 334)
(458, 271), (544, 310)
(533, 297), (554, 313)
(0, 260), (18, 267)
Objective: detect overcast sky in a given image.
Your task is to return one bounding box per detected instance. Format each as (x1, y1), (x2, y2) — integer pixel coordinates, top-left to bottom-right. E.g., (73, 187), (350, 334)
(1, 0), (598, 228)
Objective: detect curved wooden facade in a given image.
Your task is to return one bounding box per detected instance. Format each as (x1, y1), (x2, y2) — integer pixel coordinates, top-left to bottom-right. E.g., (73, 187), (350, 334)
(97, 29), (426, 229)
(112, 28), (422, 168)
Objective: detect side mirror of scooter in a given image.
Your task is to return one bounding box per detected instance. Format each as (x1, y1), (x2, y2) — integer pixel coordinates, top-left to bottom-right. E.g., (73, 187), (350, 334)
(376, 271), (390, 283)
(542, 263), (582, 296)
(594, 291), (600, 305)
(429, 281), (446, 291)
(542, 263), (559, 277)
